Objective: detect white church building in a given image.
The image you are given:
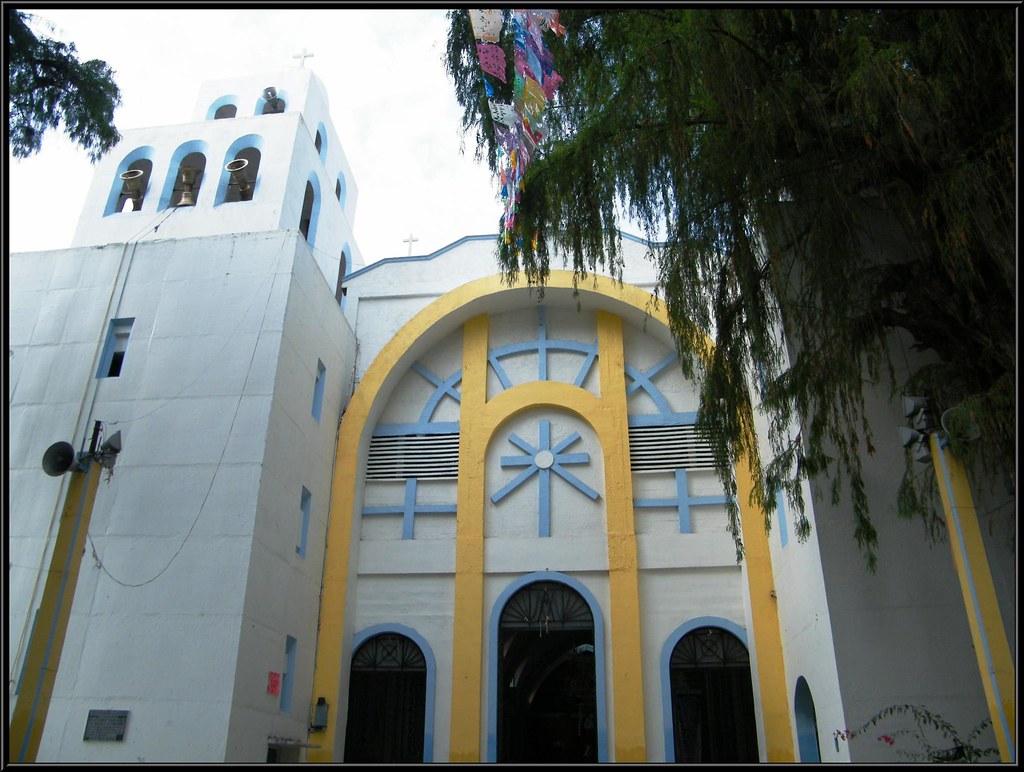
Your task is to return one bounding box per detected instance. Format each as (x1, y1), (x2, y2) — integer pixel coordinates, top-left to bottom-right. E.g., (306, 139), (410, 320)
(7, 66), (1015, 764)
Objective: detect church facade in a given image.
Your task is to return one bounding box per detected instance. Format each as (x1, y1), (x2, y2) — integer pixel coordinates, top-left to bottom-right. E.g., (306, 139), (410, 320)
(8, 68), (1015, 764)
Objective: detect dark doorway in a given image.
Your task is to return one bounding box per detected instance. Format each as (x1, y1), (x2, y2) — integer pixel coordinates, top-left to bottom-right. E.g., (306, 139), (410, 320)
(343, 633), (426, 763)
(670, 626), (758, 763)
(497, 581), (598, 763)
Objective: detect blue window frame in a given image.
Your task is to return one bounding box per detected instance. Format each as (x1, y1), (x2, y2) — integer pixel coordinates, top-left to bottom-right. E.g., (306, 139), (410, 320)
(97, 318), (135, 378)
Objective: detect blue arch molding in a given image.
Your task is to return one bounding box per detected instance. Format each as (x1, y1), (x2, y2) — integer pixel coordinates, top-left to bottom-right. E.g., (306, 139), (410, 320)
(488, 306), (599, 389)
(659, 616), (750, 762)
(103, 146), (156, 216)
(490, 418), (598, 537)
(349, 623), (437, 762)
(486, 572), (609, 763)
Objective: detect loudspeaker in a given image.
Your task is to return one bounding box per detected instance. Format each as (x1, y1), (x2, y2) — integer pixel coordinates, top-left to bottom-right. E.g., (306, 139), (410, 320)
(42, 441), (77, 477)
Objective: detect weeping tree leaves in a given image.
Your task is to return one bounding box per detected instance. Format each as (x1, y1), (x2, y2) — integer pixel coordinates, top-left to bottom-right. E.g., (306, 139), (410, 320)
(7, 10), (122, 162)
(446, 9), (1015, 570)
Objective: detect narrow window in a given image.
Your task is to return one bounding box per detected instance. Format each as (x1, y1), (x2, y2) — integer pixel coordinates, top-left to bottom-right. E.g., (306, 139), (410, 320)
(297, 487), (311, 557)
(314, 130), (323, 155)
(97, 318), (135, 378)
(214, 104), (237, 119)
(280, 635), (297, 713)
(299, 181), (316, 242)
(335, 173), (347, 209)
(311, 359), (326, 422)
(335, 251), (348, 303)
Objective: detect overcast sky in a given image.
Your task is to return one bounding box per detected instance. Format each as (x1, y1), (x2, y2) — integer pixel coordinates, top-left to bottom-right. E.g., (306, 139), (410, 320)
(6, 7), (507, 263)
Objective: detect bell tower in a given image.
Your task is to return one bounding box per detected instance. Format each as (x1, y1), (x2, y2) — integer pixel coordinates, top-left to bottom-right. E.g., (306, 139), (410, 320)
(71, 66), (364, 284)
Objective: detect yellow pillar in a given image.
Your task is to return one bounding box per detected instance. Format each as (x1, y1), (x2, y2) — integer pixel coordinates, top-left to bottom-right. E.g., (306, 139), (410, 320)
(596, 311), (647, 761)
(735, 452), (795, 762)
(931, 435), (1016, 763)
(9, 461), (102, 764)
(448, 314), (491, 762)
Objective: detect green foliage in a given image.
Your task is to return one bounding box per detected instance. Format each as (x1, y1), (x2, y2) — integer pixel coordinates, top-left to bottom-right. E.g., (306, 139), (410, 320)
(445, 9), (1015, 569)
(7, 9), (121, 162)
(836, 703), (999, 762)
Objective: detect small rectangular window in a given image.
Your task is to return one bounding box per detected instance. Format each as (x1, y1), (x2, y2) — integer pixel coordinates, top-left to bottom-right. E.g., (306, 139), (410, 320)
(280, 635), (297, 713)
(311, 359), (326, 422)
(297, 487), (311, 557)
(97, 318), (135, 378)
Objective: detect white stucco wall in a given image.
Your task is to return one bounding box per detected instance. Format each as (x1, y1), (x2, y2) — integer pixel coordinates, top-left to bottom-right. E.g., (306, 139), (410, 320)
(9, 230), (355, 762)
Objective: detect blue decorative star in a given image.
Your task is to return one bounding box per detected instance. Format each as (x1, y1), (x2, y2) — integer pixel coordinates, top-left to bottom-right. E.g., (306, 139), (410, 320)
(490, 419), (599, 536)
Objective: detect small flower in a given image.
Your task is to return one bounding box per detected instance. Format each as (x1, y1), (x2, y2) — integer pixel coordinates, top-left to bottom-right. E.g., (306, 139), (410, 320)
(878, 734), (896, 746)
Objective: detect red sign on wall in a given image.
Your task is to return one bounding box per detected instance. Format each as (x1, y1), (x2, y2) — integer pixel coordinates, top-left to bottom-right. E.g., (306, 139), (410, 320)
(267, 671), (281, 696)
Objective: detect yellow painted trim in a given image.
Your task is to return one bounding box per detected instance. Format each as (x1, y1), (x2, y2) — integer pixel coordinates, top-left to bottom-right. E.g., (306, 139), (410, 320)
(449, 315), (490, 762)
(596, 311), (647, 762)
(736, 450), (795, 762)
(9, 462), (102, 764)
(931, 436), (1016, 762)
(310, 270), (791, 763)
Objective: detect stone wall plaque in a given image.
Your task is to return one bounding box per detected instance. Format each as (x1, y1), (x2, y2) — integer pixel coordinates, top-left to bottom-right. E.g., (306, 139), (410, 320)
(83, 709), (129, 741)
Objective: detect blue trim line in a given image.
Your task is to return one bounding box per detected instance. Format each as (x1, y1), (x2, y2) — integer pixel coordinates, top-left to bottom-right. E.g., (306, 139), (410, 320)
(633, 468), (729, 533)
(660, 617), (749, 762)
(350, 623), (437, 762)
(361, 478), (457, 540)
(343, 234), (500, 280)
(935, 440), (1014, 762)
(343, 230), (661, 281)
(372, 422), (460, 437)
(776, 489), (789, 547)
(486, 572), (609, 762)
(628, 411), (700, 428)
(624, 353), (678, 415)
(411, 363), (462, 424)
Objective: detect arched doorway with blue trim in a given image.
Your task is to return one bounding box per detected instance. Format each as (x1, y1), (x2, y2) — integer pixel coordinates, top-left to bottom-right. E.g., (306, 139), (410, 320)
(343, 623), (435, 762)
(795, 676), (821, 762)
(488, 572), (609, 763)
(661, 617), (759, 763)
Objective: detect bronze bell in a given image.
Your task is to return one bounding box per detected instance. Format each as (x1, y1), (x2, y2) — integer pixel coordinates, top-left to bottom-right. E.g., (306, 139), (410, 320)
(175, 167), (197, 207)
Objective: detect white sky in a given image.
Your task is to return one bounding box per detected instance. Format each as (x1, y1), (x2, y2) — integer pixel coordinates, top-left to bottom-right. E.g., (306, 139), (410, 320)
(6, 7), (506, 263)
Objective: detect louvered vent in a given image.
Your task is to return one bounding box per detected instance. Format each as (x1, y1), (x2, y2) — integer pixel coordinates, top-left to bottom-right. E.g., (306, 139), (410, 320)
(366, 433), (460, 480)
(629, 424), (716, 472)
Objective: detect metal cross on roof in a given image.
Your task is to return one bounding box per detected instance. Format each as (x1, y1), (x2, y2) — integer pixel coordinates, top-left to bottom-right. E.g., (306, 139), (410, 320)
(403, 233), (419, 256)
(293, 48), (314, 67)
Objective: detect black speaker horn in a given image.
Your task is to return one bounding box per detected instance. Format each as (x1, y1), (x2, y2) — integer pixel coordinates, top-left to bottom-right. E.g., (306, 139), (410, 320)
(42, 441), (78, 477)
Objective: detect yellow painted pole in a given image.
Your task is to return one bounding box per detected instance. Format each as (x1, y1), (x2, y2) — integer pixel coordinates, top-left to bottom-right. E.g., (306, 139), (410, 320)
(9, 461), (102, 764)
(931, 435), (1016, 762)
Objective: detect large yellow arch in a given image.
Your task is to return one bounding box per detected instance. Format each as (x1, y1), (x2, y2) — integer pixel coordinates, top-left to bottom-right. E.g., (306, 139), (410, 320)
(308, 271), (793, 762)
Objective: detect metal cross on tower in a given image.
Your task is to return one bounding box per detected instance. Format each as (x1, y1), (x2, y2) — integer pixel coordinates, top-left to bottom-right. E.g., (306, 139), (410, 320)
(293, 48), (314, 67)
